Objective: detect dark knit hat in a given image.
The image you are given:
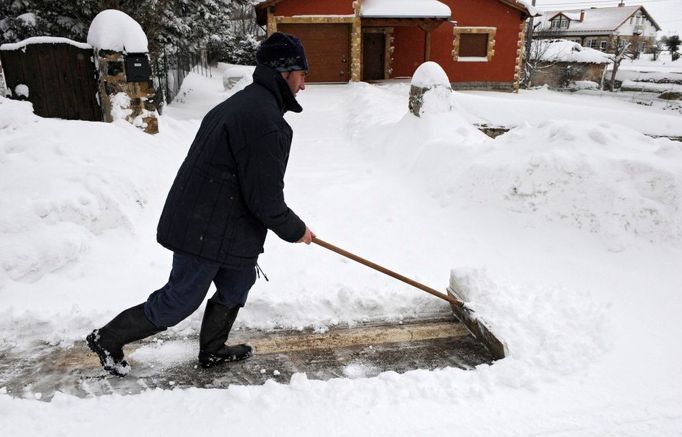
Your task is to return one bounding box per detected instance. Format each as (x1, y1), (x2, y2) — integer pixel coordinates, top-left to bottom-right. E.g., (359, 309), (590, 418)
(256, 32), (309, 72)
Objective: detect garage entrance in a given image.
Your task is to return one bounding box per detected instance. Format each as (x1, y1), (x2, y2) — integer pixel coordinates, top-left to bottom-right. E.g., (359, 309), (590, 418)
(278, 23), (351, 83)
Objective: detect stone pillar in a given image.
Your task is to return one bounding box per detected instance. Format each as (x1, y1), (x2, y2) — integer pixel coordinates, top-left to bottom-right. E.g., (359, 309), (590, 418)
(94, 49), (159, 134)
(351, 0), (363, 82)
(408, 61), (453, 117)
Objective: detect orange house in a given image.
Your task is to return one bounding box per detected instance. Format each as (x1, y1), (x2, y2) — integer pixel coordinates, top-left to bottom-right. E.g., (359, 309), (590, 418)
(255, 0), (534, 91)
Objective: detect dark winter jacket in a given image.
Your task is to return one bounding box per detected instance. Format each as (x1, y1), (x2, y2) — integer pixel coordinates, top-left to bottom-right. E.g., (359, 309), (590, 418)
(156, 65), (306, 267)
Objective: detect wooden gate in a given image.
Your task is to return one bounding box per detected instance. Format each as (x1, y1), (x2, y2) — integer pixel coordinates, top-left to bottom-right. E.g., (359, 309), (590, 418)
(0, 42), (100, 121)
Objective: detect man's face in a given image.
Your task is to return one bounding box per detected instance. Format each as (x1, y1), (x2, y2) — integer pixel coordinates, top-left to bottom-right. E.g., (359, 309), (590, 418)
(282, 70), (307, 96)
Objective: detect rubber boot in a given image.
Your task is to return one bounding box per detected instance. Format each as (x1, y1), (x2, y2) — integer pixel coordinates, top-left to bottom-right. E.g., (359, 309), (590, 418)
(198, 300), (252, 368)
(86, 303), (165, 377)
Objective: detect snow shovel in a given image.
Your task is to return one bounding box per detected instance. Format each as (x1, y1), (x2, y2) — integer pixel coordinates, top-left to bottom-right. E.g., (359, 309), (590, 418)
(312, 237), (507, 359)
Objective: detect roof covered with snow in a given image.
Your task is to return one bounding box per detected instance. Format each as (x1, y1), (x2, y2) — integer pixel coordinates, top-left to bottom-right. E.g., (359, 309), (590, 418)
(86, 9), (148, 53)
(532, 39), (612, 64)
(536, 5), (661, 33)
(360, 0), (450, 18)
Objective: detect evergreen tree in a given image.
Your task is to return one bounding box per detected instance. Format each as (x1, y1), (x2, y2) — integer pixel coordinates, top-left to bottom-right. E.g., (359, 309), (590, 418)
(664, 35), (680, 61)
(0, 0), (42, 44)
(0, 0), (251, 56)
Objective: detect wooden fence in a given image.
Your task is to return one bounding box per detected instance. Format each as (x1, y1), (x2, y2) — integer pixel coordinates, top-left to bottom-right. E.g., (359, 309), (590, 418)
(0, 42), (101, 121)
(1, 41), (211, 119)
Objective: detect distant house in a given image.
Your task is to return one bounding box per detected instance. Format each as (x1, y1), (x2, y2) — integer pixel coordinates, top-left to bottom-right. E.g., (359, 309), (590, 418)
(529, 39), (612, 88)
(255, 0), (536, 91)
(533, 1), (661, 55)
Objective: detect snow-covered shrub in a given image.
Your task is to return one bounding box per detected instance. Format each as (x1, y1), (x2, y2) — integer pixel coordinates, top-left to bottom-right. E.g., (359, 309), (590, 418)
(207, 32), (259, 66)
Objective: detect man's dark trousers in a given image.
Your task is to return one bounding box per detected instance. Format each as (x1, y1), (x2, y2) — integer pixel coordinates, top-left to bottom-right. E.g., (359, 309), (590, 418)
(143, 252), (257, 328)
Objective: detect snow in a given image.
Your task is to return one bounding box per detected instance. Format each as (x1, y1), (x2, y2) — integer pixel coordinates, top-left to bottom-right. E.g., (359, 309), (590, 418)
(411, 62), (455, 115)
(1, 58), (682, 435)
(86, 9), (148, 53)
(538, 6), (644, 32)
(14, 84), (29, 98)
(16, 13), (37, 26)
(0, 36), (92, 51)
(611, 52), (682, 84)
(110, 92), (132, 121)
(621, 80), (682, 93)
(361, 0), (450, 18)
(515, 0), (539, 17)
(219, 63), (255, 91)
(570, 80), (599, 90)
(533, 39), (612, 64)
(411, 61), (450, 88)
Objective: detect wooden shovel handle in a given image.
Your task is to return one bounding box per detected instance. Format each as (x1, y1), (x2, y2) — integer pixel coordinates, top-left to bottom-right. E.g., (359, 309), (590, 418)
(312, 237), (465, 308)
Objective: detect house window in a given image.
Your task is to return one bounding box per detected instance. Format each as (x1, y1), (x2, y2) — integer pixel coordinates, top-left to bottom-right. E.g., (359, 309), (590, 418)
(452, 27), (496, 62)
(600, 40), (608, 51)
(551, 16), (570, 29)
(640, 42), (646, 52)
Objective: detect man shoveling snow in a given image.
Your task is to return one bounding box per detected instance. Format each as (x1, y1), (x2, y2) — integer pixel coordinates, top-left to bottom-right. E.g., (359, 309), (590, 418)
(86, 32), (315, 376)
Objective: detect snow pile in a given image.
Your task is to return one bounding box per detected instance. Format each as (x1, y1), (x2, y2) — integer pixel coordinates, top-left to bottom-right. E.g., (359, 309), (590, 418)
(411, 61), (450, 88)
(87, 9), (148, 53)
(488, 121), (682, 246)
(14, 84), (29, 98)
(449, 268), (609, 375)
(110, 92), (132, 121)
(621, 80), (682, 93)
(350, 86), (682, 248)
(411, 62), (454, 115)
(361, 0), (451, 18)
(570, 80), (600, 90)
(0, 97), (38, 129)
(219, 63), (255, 91)
(533, 39), (612, 64)
(0, 97), (178, 288)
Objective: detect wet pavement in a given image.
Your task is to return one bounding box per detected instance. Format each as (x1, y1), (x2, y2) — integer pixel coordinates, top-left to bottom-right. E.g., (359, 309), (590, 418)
(0, 316), (496, 401)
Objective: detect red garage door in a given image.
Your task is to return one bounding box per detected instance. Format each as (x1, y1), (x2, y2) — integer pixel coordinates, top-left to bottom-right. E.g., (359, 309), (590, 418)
(278, 23), (351, 83)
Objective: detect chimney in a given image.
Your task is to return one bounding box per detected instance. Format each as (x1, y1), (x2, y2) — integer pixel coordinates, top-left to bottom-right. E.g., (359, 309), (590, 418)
(580, 10), (585, 22)
(618, 1), (625, 7)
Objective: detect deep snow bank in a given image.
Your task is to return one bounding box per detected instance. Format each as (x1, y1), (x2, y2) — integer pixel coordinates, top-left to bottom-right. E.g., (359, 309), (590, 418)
(347, 85), (682, 249)
(0, 97), (180, 287)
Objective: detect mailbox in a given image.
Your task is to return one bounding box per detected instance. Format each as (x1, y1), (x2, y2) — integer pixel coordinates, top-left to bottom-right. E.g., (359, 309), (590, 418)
(124, 53), (151, 82)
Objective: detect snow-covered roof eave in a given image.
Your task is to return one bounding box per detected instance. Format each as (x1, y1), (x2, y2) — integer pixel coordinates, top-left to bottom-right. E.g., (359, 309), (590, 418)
(619, 6), (662, 32)
(0, 36), (92, 51)
(360, 0), (451, 19)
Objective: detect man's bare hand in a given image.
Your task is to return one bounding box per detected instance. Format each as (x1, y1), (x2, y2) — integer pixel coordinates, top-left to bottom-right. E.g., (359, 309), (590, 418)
(297, 226), (316, 244)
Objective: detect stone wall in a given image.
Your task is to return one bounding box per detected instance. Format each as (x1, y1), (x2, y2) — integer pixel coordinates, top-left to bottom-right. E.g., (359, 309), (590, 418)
(94, 50), (159, 134)
(530, 62), (607, 88)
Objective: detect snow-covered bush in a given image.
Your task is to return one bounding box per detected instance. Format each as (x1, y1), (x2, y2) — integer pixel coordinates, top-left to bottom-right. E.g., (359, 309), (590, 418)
(207, 31), (259, 66)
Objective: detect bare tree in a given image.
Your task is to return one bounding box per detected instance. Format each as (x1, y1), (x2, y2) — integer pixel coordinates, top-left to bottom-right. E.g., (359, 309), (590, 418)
(609, 37), (632, 91)
(524, 39), (561, 88)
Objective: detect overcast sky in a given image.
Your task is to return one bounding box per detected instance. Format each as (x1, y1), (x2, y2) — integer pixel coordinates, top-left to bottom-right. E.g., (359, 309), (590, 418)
(533, 0), (682, 36)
